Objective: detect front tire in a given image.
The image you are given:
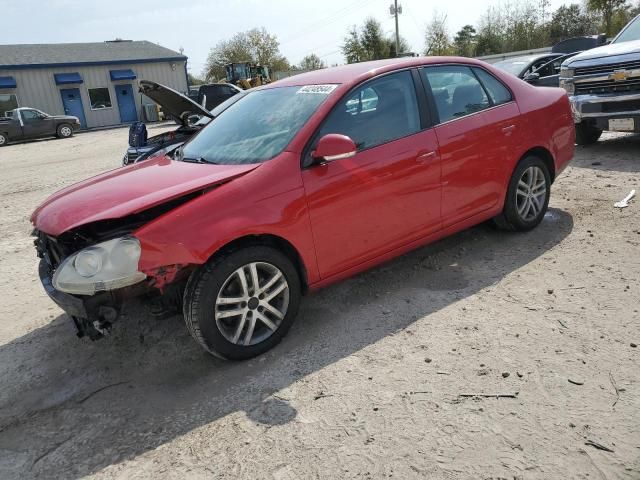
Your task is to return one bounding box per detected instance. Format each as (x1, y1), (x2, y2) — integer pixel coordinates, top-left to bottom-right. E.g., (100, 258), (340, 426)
(493, 156), (551, 231)
(57, 124), (74, 139)
(575, 123), (602, 146)
(0, 132), (7, 146)
(183, 246), (301, 360)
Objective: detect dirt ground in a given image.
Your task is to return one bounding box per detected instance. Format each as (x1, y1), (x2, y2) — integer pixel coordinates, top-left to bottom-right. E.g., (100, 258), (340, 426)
(0, 125), (638, 480)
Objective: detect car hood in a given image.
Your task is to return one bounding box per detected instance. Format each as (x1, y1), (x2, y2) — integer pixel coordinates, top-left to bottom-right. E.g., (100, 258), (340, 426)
(49, 115), (79, 122)
(139, 80), (213, 125)
(566, 39), (640, 66)
(31, 156), (258, 236)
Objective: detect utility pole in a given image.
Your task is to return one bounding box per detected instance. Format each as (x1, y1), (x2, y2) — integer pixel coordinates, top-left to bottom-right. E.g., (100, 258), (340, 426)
(390, 1), (402, 56)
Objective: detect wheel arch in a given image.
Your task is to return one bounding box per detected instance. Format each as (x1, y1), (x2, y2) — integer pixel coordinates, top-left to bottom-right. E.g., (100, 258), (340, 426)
(211, 234), (309, 294)
(519, 146), (556, 182)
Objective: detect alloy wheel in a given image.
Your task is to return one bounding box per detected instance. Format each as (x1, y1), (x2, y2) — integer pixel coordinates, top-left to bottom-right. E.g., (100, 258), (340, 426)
(215, 262), (290, 346)
(516, 165), (547, 222)
(60, 126), (72, 137)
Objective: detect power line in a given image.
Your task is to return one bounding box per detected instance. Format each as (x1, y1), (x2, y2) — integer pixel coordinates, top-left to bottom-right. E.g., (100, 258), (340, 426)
(278, 0), (374, 46)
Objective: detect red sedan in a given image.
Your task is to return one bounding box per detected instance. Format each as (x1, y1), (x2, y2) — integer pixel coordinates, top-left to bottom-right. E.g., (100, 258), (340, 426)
(32, 57), (575, 359)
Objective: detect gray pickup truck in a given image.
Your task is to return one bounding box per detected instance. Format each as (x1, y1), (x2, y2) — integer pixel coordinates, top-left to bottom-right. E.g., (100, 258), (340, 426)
(0, 107), (81, 146)
(560, 15), (640, 144)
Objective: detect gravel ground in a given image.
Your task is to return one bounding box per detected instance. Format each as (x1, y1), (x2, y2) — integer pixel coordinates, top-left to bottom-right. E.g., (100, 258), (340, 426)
(0, 126), (638, 480)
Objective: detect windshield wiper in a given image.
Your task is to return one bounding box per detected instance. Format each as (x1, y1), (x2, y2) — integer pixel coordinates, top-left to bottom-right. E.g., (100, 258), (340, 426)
(184, 156), (218, 165)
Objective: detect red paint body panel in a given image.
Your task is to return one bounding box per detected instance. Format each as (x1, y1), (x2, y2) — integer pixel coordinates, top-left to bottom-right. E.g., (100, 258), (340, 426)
(32, 57), (575, 294)
(302, 129), (441, 278)
(31, 156), (257, 236)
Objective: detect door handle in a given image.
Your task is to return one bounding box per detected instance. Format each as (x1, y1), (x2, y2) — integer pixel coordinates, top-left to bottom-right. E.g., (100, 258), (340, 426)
(502, 125), (516, 135)
(417, 150), (437, 163)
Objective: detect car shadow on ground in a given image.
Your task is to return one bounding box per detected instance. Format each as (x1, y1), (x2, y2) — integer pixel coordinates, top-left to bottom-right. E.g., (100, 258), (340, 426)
(0, 209), (573, 478)
(572, 132), (640, 173)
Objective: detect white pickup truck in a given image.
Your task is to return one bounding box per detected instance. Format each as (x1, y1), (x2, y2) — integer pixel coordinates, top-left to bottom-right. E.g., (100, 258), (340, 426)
(560, 14), (640, 144)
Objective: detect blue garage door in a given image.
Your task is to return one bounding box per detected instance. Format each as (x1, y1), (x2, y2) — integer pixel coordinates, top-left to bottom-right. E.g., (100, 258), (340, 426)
(115, 84), (138, 123)
(60, 88), (87, 129)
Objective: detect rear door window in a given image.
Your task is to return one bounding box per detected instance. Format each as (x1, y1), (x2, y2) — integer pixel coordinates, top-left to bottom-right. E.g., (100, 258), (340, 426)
(422, 66), (490, 123)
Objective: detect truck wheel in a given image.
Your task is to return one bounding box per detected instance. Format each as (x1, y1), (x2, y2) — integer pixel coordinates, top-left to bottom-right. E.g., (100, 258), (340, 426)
(0, 133), (7, 146)
(183, 246), (301, 360)
(57, 124), (74, 139)
(493, 156), (551, 232)
(575, 123), (602, 146)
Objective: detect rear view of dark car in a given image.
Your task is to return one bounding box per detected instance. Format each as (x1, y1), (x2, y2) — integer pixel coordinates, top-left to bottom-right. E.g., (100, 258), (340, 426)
(192, 83), (243, 110)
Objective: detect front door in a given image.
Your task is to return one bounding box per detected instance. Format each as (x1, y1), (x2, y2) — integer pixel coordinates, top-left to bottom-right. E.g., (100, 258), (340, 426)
(302, 70), (442, 279)
(115, 84), (137, 123)
(60, 88), (87, 129)
(21, 109), (55, 137)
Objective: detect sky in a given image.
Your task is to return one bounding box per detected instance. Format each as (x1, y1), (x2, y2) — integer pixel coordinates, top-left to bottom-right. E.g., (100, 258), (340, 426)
(2, 0), (570, 76)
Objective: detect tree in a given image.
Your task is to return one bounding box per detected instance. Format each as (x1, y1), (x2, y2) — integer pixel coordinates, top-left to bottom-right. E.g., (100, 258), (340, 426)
(342, 26), (363, 63)
(453, 25), (477, 57)
(359, 18), (391, 60)
(299, 53), (326, 70)
(586, 0), (629, 35)
(187, 73), (204, 86)
(204, 27), (289, 81)
(549, 4), (599, 43)
(424, 12), (452, 55)
(386, 36), (411, 57)
(341, 18), (407, 63)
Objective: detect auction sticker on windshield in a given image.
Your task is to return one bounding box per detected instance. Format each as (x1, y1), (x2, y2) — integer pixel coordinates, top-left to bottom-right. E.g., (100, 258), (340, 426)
(297, 85), (338, 94)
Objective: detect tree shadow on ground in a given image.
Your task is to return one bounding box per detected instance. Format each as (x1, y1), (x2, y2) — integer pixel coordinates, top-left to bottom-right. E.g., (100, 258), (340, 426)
(0, 209), (573, 479)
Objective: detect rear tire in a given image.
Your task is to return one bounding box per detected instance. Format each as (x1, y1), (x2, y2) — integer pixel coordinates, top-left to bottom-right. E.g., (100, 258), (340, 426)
(493, 156), (551, 232)
(183, 246), (301, 360)
(575, 123), (602, 145)
(57, 124), (74, 139)
(0, 133), (7, 146)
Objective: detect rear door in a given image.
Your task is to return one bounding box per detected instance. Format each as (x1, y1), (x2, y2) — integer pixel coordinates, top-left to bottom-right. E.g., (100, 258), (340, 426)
(421, 65), (520, 227)
(301, 70), (442, 278)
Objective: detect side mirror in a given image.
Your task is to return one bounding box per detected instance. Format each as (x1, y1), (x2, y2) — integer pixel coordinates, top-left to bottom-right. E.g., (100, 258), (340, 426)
(311, 134), (357, 164)
(524, 72), (540, 84)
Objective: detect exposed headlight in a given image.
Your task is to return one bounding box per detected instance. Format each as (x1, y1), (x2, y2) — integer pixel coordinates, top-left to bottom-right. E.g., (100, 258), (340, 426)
(53, 236), (146, 295)
(560, 78), (575, 95)
(560, 66), (574, 78)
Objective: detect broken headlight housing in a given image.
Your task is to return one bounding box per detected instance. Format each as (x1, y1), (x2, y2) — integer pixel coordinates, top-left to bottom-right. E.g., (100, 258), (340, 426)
(53, 236), (146, 295)
(559, 66), (575, 95)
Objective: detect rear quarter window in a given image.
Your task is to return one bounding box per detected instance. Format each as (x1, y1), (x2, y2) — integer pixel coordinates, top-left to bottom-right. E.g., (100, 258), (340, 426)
(473, 68), (513, 106)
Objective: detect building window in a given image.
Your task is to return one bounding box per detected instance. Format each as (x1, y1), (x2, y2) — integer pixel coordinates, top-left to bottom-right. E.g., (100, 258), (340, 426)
(0, 94), (19, 116)
(88, 87), (112, 110)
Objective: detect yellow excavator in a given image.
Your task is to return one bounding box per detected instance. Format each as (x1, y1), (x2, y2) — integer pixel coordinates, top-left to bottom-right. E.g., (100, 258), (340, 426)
(224, 62), (271, 89)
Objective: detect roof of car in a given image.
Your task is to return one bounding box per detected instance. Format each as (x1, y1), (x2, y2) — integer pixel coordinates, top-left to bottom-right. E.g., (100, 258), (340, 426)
(271, 56), (486, 87)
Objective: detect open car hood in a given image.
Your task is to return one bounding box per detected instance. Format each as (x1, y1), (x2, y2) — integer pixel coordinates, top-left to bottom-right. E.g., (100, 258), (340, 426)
(31, 156), (258, 236)
(139, 80), (213, 125)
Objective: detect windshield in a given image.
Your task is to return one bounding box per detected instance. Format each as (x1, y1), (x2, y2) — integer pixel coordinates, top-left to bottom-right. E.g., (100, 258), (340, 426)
(494, 59), (528, 75)
(614, 15), (640, 43)
(181, 85), (335, 165)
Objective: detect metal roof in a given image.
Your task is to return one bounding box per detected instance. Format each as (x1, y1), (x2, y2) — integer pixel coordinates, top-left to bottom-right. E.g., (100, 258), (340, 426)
(0, 40), (186, 69)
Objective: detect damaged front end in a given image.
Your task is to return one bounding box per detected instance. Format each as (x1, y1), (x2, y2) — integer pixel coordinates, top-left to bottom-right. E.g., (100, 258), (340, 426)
(33, 195), (198, 340)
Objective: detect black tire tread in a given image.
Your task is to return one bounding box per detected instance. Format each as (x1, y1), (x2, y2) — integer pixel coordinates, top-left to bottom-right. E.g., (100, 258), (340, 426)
(57, 123), (73, 139)
(183, 245), (301, 360)
(493, 155), (551, 232)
